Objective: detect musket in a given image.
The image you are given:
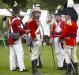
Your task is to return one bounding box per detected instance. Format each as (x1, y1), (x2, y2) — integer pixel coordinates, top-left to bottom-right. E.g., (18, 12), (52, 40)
(64, 45), (76, 73)
(0, 1), (17, 17)
(0, 1), (25, 48)
(40, 23), (56, 68)
(0, 1), (24, 27)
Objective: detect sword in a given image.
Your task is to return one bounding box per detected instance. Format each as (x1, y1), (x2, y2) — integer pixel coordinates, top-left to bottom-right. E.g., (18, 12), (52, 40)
(51, 43), (56, 68)
(65, 46), (76, 74)
(62, 41), (76, 73)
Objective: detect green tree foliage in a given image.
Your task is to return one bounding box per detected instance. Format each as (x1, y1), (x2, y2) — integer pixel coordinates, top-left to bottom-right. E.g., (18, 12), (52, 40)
(26, 0), (65, 12)
(40, 0), (64, 12)
(0, 0), (79, 12)
(1, 0), (27, 9)
(74, 0), (79, 3)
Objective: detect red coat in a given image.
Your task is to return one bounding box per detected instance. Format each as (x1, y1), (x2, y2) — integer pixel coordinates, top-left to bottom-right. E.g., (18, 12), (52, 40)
(50, 19), (66, 38)
(25, 18), (37, 40)
(59, 20), (78, 46)
(9, 17), (25, 35)
(7, 17), (26, 45)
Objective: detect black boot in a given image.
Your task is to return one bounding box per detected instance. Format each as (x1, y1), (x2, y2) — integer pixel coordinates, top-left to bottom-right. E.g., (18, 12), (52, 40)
(63, 60), (66, 69)
(72, 63), (78, 75)
(65, 64), (71, 75)
(32, 59), (39, 75)
(37, 57), (42, 68)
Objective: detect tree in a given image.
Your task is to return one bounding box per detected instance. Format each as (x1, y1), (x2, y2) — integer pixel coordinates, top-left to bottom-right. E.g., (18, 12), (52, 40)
(0, 0), (79, 12)
(1, 0), (27, 9)
(40, 0), (64, 12)
(74, 0), (79, 3)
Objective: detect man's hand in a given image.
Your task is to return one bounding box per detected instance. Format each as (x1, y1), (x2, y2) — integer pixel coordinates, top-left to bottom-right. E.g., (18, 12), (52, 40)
(58, 37), (62, 43)
(50, 38), (54, 46)
(25, 30), (30, 33)
(22, 34), (26, 39)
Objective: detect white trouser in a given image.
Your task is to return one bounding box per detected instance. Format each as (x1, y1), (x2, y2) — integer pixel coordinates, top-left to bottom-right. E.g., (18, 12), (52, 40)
(54, 37), (64, 67)
(30, 39), (42, 61)
(9, 38), (25, 71)
(64, 45), (78, 64)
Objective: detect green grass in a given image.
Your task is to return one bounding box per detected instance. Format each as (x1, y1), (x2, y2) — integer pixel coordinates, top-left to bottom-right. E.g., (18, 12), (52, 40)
(0, 44), (79, 75)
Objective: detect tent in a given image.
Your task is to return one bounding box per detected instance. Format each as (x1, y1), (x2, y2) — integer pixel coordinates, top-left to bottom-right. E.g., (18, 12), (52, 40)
(0, 9), (26, 16)
(73, 4), (79, 42)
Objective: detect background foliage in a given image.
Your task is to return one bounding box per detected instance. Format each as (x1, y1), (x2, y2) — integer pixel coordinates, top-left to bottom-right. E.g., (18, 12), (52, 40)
(0, 0), (79, 12)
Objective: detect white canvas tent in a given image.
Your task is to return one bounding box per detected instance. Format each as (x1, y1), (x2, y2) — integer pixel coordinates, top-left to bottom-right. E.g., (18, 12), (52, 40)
(40, 10), (51, 36)
(22, 9), (32, 24)
(0, 9), (26, 16)
(73, 4), (79, 42)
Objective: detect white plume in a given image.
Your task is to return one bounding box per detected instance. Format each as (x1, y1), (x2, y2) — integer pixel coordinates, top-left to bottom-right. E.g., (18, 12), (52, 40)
(33, 4), (35, 9)
(55, 5), (61, 14)
(57, 5), (61, 10)
(14, 1), (18, 6)
(67, 0), (74, 7)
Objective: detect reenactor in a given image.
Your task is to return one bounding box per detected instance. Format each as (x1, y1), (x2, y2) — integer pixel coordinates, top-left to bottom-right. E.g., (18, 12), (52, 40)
(50, 11), (66, 69)
(59, 8), (78, 75)
(7, 3), (28, 72)
(25, 5), (42, 75)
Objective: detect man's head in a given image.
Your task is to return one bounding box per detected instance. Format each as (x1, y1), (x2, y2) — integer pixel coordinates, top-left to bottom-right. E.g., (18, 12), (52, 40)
(31, 10), (41, 20)
(61, 8), (72, 20)
(54, 11), (62, 21)
(65, 14), (71, 20)
(12, 3), (20, 17)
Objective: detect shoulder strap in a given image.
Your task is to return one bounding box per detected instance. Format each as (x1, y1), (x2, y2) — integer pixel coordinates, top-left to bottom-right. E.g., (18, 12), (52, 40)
(40, 24), (44, 36)
(9, 18), (20, 33)
(10, 18), (20, 25)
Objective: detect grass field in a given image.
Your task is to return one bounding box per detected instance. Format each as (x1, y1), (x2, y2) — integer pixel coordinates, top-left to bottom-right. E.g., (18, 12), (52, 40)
(0, 44), (79, 75)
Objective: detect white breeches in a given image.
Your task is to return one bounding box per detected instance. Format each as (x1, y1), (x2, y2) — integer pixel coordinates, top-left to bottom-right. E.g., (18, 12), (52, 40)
(9, 38), (25, 71)
(54, 37), (64, 67)
(30, 39), (42, 61)
(64, 45), (78, 64)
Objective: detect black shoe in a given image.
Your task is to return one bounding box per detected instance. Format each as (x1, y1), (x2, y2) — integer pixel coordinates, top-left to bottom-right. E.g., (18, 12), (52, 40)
(16, 67), (19, 69)
(37, 64), (43, 68)
(65, 73), (71, 75)
(65, 64), (71, 75)
(72, 63), (78, 75)
(11, 69), (17, 71)
(32, 71), (39, 75)
(37, 57), (43, 68)
(58, 67), (64, 70)
(63, 60), (66, 69)
(20, 69), (28, 72)
(72, 73), (78, 75)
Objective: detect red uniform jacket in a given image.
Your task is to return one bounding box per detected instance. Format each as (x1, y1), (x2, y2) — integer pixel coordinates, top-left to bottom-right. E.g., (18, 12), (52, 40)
(25, 18), (37, 40)
(7, 17), (26, 45)
(50, 19), (66, 38)
(59, 20), (78, 46)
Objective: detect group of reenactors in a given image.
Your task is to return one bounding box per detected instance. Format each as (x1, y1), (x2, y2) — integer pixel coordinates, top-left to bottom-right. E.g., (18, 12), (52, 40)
(1, 0), (78, 75)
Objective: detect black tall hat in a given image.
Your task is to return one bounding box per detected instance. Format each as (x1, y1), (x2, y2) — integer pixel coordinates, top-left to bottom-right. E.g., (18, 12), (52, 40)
(54, 10), (62, 15)
(61, 7), (78, 22)
(12, 2), (20, 15)
(61, 8), (71, 15)
(64, 0), (67, 8)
